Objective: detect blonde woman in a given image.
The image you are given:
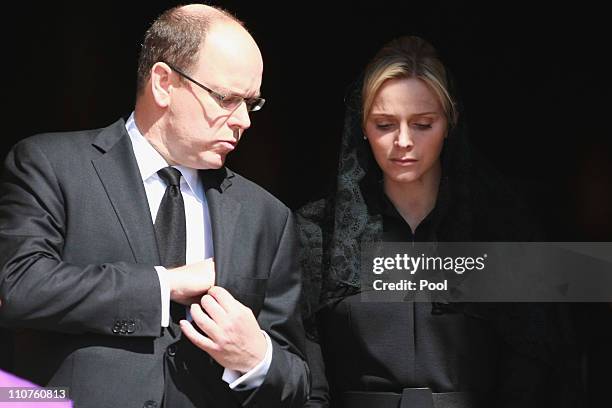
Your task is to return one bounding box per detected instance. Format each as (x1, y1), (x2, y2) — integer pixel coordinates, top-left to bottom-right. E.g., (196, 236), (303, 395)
(298, 36), (580, 408)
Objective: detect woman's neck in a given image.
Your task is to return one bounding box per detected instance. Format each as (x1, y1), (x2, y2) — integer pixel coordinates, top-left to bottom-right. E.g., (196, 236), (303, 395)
(384, 161), (442, 233)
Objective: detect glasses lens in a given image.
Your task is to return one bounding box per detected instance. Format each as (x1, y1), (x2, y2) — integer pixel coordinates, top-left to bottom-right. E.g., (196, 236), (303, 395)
(220, 95), (244, 110)
(247, 98), (265, 112)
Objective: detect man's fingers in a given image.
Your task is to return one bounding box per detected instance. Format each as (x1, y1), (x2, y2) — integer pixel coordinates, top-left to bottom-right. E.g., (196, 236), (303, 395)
(207, 286), (238, 311)
(202, 258), (216, 285)
(200, 293), (227, 321)
(189, 304), (222, 340)
(204, 257), (215, 269)
(179, 320), (220, 353)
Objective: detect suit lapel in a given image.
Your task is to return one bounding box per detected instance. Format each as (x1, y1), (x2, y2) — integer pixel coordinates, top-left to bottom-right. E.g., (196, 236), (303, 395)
(201, 169), (241, 288)
(91, 120), (160, 265)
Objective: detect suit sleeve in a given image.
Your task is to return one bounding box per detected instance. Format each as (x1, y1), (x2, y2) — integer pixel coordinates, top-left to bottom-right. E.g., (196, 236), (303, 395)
(0, 139), (162, 337)
(240, 210), (310, 408)
(303, 333), (330, 408)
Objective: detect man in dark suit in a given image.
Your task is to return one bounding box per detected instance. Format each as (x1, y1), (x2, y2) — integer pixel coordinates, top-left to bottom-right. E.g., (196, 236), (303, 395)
(0, 4), (308, 408)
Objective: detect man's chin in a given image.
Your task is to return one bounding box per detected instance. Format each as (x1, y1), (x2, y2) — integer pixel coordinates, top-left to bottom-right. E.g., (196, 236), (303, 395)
(193, 153), (226, 170)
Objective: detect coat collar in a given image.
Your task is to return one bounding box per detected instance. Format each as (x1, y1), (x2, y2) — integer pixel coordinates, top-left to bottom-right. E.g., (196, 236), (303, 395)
(200, 168), (241, 288)
(91, 119), (161, 265)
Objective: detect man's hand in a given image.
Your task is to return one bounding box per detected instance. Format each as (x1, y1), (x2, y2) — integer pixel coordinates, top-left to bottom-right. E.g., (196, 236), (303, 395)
(180, 286), (267, 373)
(167, 259), (215, 305)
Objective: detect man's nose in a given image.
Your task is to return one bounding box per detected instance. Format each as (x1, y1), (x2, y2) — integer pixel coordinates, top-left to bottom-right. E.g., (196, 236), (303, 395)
(228, 101), (251, 132)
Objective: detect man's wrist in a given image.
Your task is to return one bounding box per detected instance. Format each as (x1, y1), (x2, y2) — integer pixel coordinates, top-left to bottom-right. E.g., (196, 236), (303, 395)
(243, 331), (268, 373)
(221, 330), (272, 390)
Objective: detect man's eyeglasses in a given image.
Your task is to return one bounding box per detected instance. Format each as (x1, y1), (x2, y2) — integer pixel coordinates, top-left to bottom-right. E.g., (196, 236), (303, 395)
(165, 63), (266, 112)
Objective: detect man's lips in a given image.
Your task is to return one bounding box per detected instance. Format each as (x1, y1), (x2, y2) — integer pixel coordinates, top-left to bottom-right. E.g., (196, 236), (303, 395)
(216, 140), (237, 151)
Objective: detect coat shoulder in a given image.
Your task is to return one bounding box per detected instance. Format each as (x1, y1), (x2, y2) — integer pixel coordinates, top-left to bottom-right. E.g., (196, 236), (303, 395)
(11, 120), (124, 161)
(227, 170), (291, 215)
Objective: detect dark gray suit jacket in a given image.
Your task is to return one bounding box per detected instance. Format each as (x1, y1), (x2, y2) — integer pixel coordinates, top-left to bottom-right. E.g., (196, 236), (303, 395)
(0, 119), (309, 408)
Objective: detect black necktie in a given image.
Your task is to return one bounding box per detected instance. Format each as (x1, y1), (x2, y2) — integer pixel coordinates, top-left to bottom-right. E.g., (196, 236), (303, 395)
(154, 166), (186, 322)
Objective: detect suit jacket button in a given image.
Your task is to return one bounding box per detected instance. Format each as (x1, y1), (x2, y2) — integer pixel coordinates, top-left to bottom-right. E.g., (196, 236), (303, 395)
(167, 344), (176, 357)
(127, 321), (136, 333)
(143, 401), (157, 408)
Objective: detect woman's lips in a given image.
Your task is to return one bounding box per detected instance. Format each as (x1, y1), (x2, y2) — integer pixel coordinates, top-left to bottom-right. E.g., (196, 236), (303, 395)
(390, 157), (417, 166)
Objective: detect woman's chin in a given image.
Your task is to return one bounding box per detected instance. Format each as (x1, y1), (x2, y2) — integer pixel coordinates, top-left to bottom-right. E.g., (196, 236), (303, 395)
(385, 170), (422, 185)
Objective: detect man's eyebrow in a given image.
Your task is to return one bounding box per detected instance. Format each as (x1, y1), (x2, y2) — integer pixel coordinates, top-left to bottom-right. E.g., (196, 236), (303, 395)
(221, 88), (260, 99)
(240, 90), (261, 99)
(210, 81), (260, 98)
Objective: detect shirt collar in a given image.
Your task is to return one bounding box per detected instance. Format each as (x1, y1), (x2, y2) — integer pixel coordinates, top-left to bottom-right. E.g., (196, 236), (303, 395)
(125, 112), (204, 202)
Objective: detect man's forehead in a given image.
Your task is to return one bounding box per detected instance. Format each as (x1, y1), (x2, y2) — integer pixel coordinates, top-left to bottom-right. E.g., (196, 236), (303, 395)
(202, 22), (260, 62)
(195, 23), (263, 95)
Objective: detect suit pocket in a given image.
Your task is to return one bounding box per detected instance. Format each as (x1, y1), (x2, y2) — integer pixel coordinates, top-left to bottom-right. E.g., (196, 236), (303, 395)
(228, 277), (267, 315)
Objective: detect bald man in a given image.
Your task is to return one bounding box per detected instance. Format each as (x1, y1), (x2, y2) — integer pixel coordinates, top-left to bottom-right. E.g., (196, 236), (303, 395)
(0, 5), (308, 408)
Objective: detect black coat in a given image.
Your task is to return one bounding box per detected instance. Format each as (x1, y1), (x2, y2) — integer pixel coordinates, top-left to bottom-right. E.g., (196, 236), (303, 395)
(0, 119), (309, 408)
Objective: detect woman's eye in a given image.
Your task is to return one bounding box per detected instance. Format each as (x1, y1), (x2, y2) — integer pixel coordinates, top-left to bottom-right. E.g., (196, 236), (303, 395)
(414, 123), (432, 130)
(376, 123), (393, 130)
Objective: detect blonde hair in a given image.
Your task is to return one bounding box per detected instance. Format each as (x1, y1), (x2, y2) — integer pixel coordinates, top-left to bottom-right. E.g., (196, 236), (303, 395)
(362, 36), (458, 129)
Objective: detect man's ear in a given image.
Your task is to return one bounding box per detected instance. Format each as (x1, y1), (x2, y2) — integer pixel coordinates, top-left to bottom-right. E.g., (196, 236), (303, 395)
(150, 62), (173, 108)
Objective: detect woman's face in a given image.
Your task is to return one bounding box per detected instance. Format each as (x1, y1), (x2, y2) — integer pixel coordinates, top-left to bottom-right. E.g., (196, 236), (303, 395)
(364, 77), (448, 185)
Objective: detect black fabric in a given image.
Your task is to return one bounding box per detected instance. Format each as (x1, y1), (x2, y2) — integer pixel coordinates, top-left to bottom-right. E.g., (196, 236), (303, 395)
(154, 166), (186, 322)
(341, 389), (487, 408)
(310, 212), (574, 407)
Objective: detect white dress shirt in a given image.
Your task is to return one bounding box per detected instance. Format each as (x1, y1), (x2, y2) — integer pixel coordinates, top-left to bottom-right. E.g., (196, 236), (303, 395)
(125, 113), (271, 390)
